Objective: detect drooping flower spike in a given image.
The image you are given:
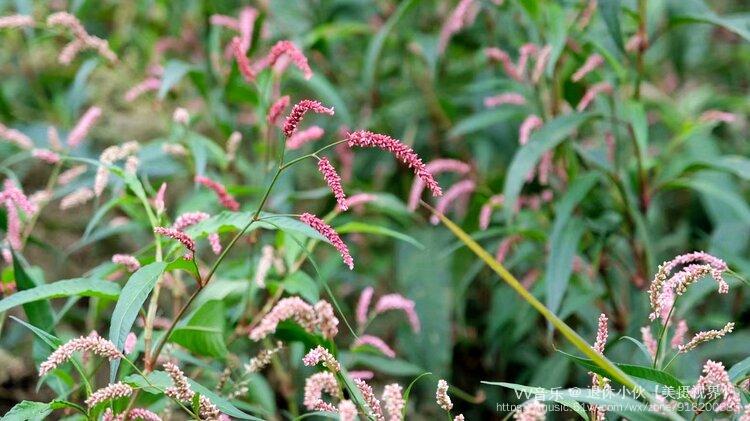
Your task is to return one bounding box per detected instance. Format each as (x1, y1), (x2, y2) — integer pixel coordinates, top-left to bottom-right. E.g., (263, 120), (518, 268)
(112, 254), (141, 272)
(355, 378), (385, 421)
(255, 40), (314, 80)
(689, 360), (741, 413)
(85, 382), (133, 408)
(39, 335), (122, 376)
(435, 379), (453, 411)
(382, 383), (405, 421)
(172, 211), (210, 231)
(678, 322), (734, 353)
(302, 345), (340, 372)
(374, 293), (420, 332)
(232, 36), (255, 82)
(67, 106), (102, 147)
(0, 123), (33, 149)
(300, 212), (353, 269)
(249, 297), (339, 340)
(0, 15), (34, 29)
(304, 372), (341, 412)
(195, 175), (240, 211)
(153, 227), (196, 259)
(484, 92), (526, 108)
(287, 126), (325, 150)
(283, 100), (334, 138)
(347, 130), (442, 198)
(437, 0), (478, 54)
(317, 157), (348, 210)
(267, 95), (290, 125)
(571, 54), (604, 82)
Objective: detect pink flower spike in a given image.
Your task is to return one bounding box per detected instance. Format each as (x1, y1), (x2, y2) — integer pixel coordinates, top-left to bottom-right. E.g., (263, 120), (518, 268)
(516, 43), (538, 75)
(302, 345), (340, 372)
(32, 149), (60, 164)
(0, 15), (34, 29)
(67, 106), (102, 147)
(282, 100), (334, 138)
(153, 227), (196, 257)
(112, 254), (141, 272)
(304, 372), (340, 412)
(347, 130), (442, 198)
(593, 313), (608, 354)
(699, 110), (737, 124)
(39, 335), (122, 376)
(127, 408), (161, 421)
(519, 115), (543, 145)
(572, 54), (604, 82)
(577, 82), (613, 112)
(0, 123), (33, 150)
(123, 332), (137, 354)
(408, 159), (470, 211)
(172, 211), (210, 231)
(374, 294), (420, 332)
(671, 319), (689, 349)
(689, 360), (740, 413)
(354, 378), (385, 421)
(195, 175), (240, 211)
(382, 383), (405, 421)
(267, 96), (290, 125)
(532, 45), (552, 83)
(484, 93), (526, 108)
(208, 233), (222, 254)
(262, 40), (313, 80)
(485, 47), (523, 82)
(300, 213), (353, 270)
(154, 182), (167, 215)
(231, 36), (255, 82)
(431, 179), (475, 225)
(3, 200), (21, 249)
(438, 0), (478, 54)
(641, 326), (657, 357)
(356, 287), (374, 328)
(237, 7), (258, 53)
(353, 335), (396, 358)
(317, 157), (348, 210)
(479, 194), (504, 230)
(286, 125), (325, 150)
(124, 78), (160, 102)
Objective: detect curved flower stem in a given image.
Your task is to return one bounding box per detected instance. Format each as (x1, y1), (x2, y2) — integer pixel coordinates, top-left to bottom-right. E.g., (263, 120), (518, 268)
(653, 301), (677, 369)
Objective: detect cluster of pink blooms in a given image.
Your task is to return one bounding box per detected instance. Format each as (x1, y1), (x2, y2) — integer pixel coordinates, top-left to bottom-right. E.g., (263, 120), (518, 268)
(39, 334), (122, 376)
(648, 251), (729, 323)
(485, 43), (550, 84)
(302, 346), (341, 372)
(267, 96), (290, 125)
(47, 12), (117, 65)
(690, 360), (741, 413)
(211, 6), (256, 54)
(513, 400), (546, 421)
(699, 109), (737, 124)
(85, 382), (133, 408)
(58, 165), (87, 186)
(232, 37), (313, 82)
(153, 227), (196, 260)
(111, 254), (141, 272)
(172, 211), (210, 231)
(356, 286), (421, 333)
(249, 296), (339, 340)
(519, 115), (543, 146)
(195, 175), (240, 211)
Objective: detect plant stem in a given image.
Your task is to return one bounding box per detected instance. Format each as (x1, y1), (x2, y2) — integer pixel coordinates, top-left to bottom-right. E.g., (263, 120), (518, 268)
(653, 302), (676, 369)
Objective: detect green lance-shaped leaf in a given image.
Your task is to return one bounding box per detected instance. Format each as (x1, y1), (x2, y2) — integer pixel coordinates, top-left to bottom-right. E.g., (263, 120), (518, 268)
(109, 261), (167, 381)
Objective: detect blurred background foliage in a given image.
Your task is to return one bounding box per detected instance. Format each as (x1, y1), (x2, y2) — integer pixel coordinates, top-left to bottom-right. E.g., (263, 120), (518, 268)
(0, 0), (749, 418)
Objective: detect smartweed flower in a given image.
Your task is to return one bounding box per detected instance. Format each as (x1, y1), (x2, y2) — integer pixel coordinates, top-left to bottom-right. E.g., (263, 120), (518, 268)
(317, 157), (348, 210)
(577, 82), (613, 111)
(112, 254), (141, 272)
(431, 179), (475, 225)
(484, 93), (526, 108)
(85, 382), (133, 408)
(304, 372), (340, 412)
(354, 335), (396, 358)
(302, 346), (340, 372)
(32, 149), (60, 164)
(195, 175), (240, 211)
(0, 123), (33, 150)
(153, 227), (196, 259)
(300, 212), (353, 269)
(374, 294), (420, 332)
(287, 126), (325, 150)
(338, 400), (358, 421)
(355, 378), (385, 421)
(678, 322), (734, 353)
(382, 383), (405, 421)
(689, 360), (740, 413)
(67, 106), (102, 147)
(0, 15), (34, 29)
(39, 335), (122, 376)
(513, 400), (546, 421)
(60, 187), (94, 210)
(519, 115), (543, 145)
(283, 100), (334, 138)
(435, 379), (453, 411)
(571, 54), (604, 82)
(408, 159), (470, 211)
(267, 96), (290, 125)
